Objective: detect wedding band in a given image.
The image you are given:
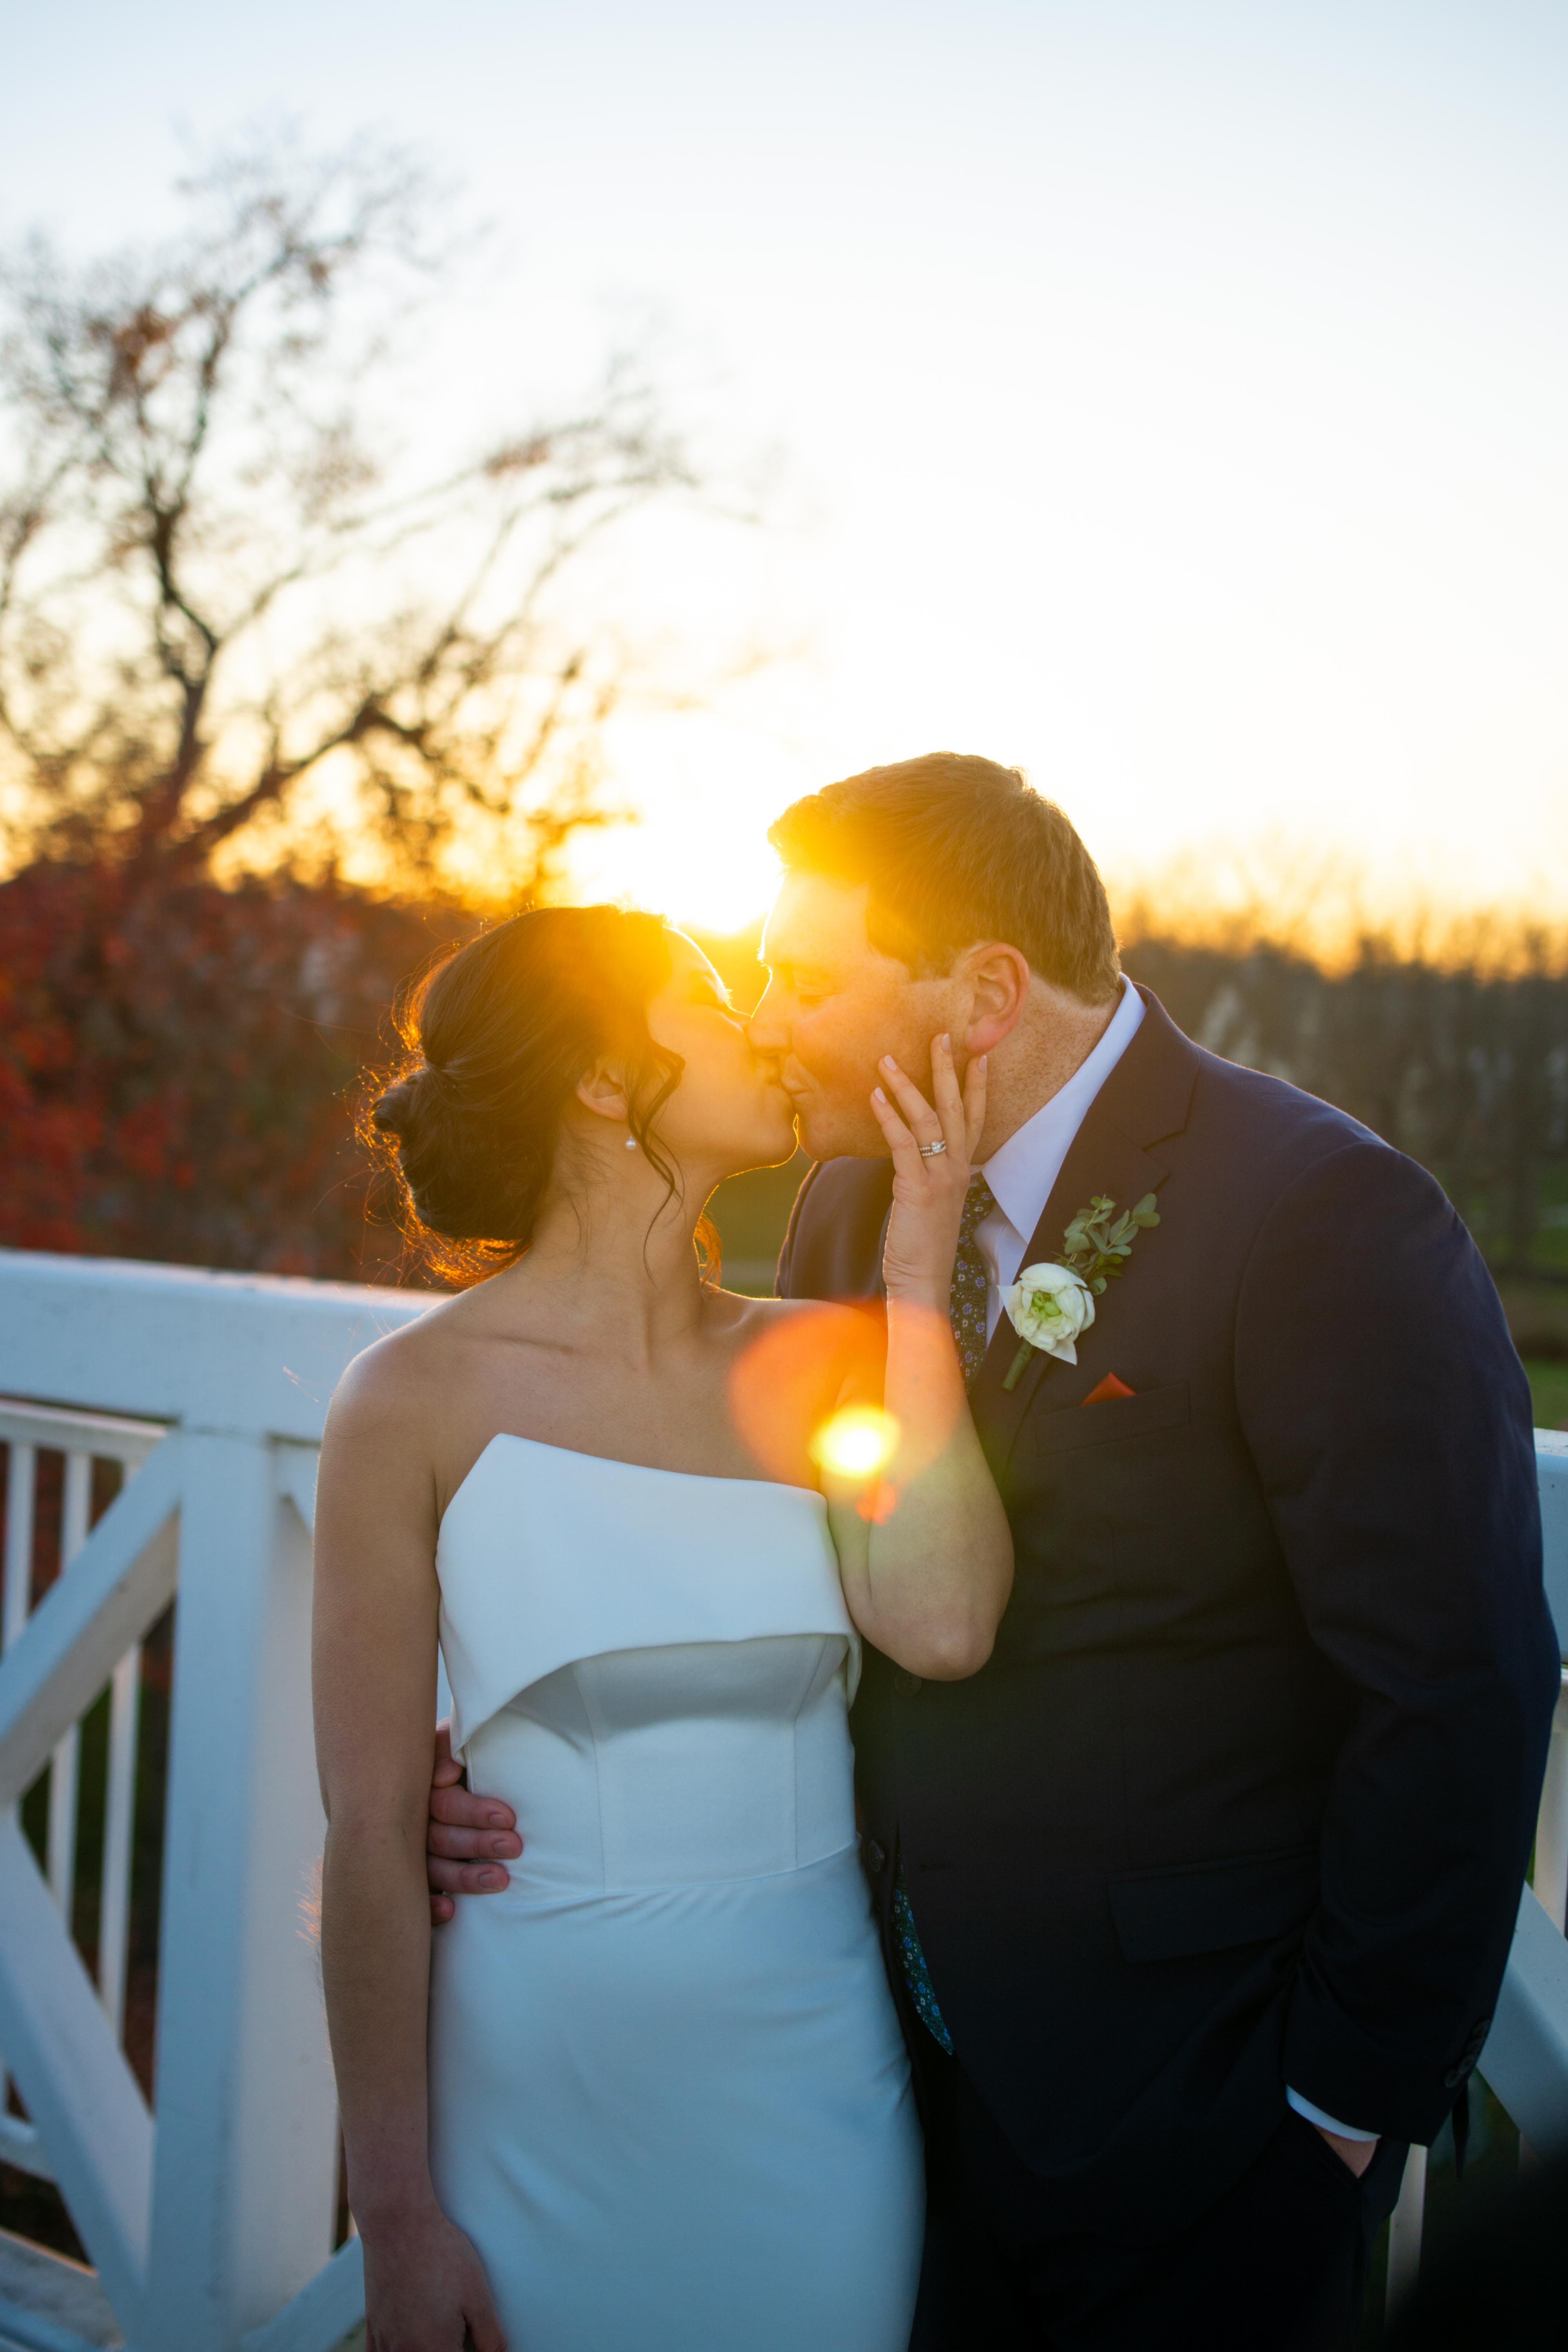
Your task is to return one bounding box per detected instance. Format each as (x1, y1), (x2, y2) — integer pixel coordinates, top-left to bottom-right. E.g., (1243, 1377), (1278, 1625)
(918, 1140), (948, 1158)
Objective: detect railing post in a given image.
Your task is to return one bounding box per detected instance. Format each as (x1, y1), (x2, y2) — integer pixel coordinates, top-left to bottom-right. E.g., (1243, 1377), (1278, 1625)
(140, 1430), (337, 2352)
(1534, 1673), (1568, 1935)
(1, 1439), (38, 2173)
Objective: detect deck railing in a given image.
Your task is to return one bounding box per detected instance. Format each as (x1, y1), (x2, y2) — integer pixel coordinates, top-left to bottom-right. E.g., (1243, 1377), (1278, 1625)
(0, 1252), (427, 2352)
(0, 1248), (1563, 2351)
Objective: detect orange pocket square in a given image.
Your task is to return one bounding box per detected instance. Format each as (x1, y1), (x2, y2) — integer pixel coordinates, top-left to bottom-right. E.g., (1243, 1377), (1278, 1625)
(1081, 1373), (1136, 1406)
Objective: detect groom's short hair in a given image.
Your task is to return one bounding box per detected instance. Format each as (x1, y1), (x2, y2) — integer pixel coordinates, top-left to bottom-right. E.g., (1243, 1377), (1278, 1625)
(769, 753), (1121, 1003)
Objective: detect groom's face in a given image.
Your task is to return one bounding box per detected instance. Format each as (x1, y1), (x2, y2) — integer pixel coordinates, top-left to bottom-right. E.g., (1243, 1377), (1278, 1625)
(751, 872), (954, 1160)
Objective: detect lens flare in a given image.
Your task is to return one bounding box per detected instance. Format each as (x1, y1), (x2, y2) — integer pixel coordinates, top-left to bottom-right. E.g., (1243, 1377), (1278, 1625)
(809, 1406), (900, 1481)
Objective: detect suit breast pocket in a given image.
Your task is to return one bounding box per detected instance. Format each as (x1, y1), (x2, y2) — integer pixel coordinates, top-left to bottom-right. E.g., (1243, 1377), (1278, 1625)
(1028, 1380), (1191, 1457)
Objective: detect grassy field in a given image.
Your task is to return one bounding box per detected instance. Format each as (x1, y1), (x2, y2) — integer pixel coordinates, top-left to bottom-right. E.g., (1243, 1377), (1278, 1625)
(1524, 1357), (1568, 1432)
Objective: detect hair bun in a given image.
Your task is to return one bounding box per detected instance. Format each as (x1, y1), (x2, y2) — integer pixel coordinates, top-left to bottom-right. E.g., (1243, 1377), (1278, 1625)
(361, 904), (679, 1286)
(371, 1069), (434, 1137)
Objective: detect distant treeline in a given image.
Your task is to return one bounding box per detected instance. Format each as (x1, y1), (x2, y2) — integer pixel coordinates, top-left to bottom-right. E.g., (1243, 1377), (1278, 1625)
(2, 867), (1564, 1296)
(1121, 931), (1568, 1285)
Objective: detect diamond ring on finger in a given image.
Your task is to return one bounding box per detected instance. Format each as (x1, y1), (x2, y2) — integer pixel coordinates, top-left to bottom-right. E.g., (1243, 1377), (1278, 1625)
(918, 1140), (949, 1158)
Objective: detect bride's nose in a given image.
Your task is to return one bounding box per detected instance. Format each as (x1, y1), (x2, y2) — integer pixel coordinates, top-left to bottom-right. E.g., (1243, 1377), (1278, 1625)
(745, 995), (787, 1054)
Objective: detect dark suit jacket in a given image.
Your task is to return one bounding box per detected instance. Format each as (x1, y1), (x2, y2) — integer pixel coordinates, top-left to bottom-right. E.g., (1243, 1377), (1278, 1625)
(777, 989), (1559, 2233)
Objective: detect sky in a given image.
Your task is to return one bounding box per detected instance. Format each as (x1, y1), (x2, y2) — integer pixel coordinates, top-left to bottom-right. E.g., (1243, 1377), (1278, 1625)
(5, 0), (1568, 933)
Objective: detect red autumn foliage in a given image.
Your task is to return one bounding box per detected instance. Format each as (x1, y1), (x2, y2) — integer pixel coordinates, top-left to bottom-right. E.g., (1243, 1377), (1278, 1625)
(0, 861), (474, 1279)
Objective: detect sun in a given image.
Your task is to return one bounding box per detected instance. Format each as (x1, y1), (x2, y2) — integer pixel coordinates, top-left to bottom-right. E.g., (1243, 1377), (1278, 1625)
(556, 715), (815, 934)
(564, 815), (781, 934)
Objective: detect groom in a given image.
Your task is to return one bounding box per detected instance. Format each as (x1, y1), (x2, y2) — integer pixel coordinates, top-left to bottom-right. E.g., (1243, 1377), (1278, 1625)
(425, 754), (1559, 2348)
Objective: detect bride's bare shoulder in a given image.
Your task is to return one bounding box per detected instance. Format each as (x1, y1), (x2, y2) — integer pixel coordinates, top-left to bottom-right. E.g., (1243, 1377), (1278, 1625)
(324, 1287), (480, 1444)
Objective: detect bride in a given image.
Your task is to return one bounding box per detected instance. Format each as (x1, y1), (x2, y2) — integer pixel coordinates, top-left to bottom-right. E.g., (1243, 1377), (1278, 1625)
(312, 903), (1013, 2352)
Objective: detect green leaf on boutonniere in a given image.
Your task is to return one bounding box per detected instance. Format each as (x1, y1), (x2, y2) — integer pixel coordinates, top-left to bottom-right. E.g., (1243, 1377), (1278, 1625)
(1060, 1190), (1159, 1293)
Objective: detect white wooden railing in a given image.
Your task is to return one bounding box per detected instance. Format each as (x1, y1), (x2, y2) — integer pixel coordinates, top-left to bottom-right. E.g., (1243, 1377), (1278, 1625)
(1383, 1431), (1568, 2309)
(0, 1249), (1563, 2350)
(0, 1252), (427, 2352)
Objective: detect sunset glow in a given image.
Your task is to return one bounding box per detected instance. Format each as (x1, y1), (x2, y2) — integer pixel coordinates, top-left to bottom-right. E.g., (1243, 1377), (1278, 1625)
(10, 6), (1568, 938)
(809, 1407), (900, 1483)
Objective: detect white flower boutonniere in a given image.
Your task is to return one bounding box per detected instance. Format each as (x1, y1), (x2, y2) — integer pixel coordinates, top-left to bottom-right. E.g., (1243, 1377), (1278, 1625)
(1002, 1191), (1161, 1392)
(1002, 1262), (1096, 1379)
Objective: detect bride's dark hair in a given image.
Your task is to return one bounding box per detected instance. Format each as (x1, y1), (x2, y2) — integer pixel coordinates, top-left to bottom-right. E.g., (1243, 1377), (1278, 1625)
(367, 904), (698, 1287)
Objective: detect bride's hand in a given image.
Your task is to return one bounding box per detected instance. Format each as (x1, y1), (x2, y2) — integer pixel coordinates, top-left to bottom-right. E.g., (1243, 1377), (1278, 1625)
(361, 2203), (506, 2352)
(871, 1035), (987, 1310)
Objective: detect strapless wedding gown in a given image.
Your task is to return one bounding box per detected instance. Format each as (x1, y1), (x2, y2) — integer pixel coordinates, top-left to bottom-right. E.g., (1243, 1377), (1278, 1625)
(427, 1434), (923, 2352)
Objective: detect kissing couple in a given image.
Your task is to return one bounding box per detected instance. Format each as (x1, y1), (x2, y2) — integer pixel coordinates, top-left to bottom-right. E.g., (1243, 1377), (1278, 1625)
(312, 753), (1557, 2352)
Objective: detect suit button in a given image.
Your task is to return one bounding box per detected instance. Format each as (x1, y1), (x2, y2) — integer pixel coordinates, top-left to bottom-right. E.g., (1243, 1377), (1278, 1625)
(894, 1670), (924, 1697)
(863, 1837), (887, 1875)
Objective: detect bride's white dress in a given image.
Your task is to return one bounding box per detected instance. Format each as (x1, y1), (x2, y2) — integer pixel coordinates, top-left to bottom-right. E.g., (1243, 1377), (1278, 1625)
(427, 1434), (924, 2351)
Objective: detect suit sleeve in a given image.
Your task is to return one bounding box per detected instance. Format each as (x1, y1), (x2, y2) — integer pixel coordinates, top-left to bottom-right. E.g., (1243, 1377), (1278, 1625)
(1234, 1137), (1559, 2144)
(773, 1161), (822, 1301)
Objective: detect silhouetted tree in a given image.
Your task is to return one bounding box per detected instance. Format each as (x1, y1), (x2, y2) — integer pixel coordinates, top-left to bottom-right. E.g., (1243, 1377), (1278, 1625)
(0, 133), (693, 895)
(0, 134), (726, 1279)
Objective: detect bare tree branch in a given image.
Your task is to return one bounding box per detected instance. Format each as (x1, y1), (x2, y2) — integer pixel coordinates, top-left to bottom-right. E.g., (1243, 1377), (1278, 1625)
(0, 129), (708, 897)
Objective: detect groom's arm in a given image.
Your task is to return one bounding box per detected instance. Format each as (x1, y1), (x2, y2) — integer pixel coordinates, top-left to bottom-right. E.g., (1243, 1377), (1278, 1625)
(1235, 1135), (1559, 2147)
(775, 1156), (893, 1304)
(773, 1160), (821, 1298)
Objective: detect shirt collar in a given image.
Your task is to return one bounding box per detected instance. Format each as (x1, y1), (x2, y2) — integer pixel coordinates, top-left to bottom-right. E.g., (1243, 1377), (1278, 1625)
(979, 979), (1146, 1247)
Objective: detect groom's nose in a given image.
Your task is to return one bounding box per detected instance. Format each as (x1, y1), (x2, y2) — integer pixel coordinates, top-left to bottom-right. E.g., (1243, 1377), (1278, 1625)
(746, 981), (789, 1055)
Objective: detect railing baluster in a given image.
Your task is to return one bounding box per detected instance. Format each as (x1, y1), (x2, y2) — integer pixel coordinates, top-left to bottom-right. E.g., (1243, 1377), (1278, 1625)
(99, 1642), (142, 2038)
(45, 1450), (93, 1916)
(44, 1729), (78, 1913)
(2, 1438), (34, 1653)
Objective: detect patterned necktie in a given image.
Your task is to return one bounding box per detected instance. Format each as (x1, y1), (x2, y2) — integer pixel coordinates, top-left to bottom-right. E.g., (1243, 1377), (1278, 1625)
(886, 1172), (998, 2057)
(891, 1874), (953, 2054)
(948, 1172), (997, 1387)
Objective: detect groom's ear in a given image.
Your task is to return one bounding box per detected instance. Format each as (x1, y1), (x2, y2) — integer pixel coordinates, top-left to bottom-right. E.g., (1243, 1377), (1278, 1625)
(958, 941), (1031, 1056)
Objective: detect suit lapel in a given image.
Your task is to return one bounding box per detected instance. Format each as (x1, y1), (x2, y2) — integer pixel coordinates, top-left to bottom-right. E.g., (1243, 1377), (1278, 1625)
(968, 991), (1200, 1471)
(969, 1122), (1170, 1468)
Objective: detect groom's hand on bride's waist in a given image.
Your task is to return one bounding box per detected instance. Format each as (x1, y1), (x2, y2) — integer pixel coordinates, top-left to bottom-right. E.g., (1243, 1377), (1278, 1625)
(426, 1719), (521, 1924)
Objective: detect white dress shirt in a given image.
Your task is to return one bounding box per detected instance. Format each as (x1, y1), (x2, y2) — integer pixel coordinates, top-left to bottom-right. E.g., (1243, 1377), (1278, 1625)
(973, 977), (1145, 1340)
(970, 978), (1377, 2148)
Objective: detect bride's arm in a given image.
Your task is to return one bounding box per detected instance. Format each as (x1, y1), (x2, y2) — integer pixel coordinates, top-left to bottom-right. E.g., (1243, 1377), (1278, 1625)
(824, 1037), (1013, 1680)
(312, 1346), (506, 2352)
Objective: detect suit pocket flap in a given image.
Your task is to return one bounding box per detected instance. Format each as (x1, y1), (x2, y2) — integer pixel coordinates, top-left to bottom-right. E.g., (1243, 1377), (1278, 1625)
(1030, 1380), (1190, 1455)
(1107, 1845), (1319, 1964)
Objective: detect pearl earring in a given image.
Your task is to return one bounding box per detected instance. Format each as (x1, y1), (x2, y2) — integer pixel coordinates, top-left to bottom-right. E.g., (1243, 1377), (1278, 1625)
(625, 1136), (638, 1150)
